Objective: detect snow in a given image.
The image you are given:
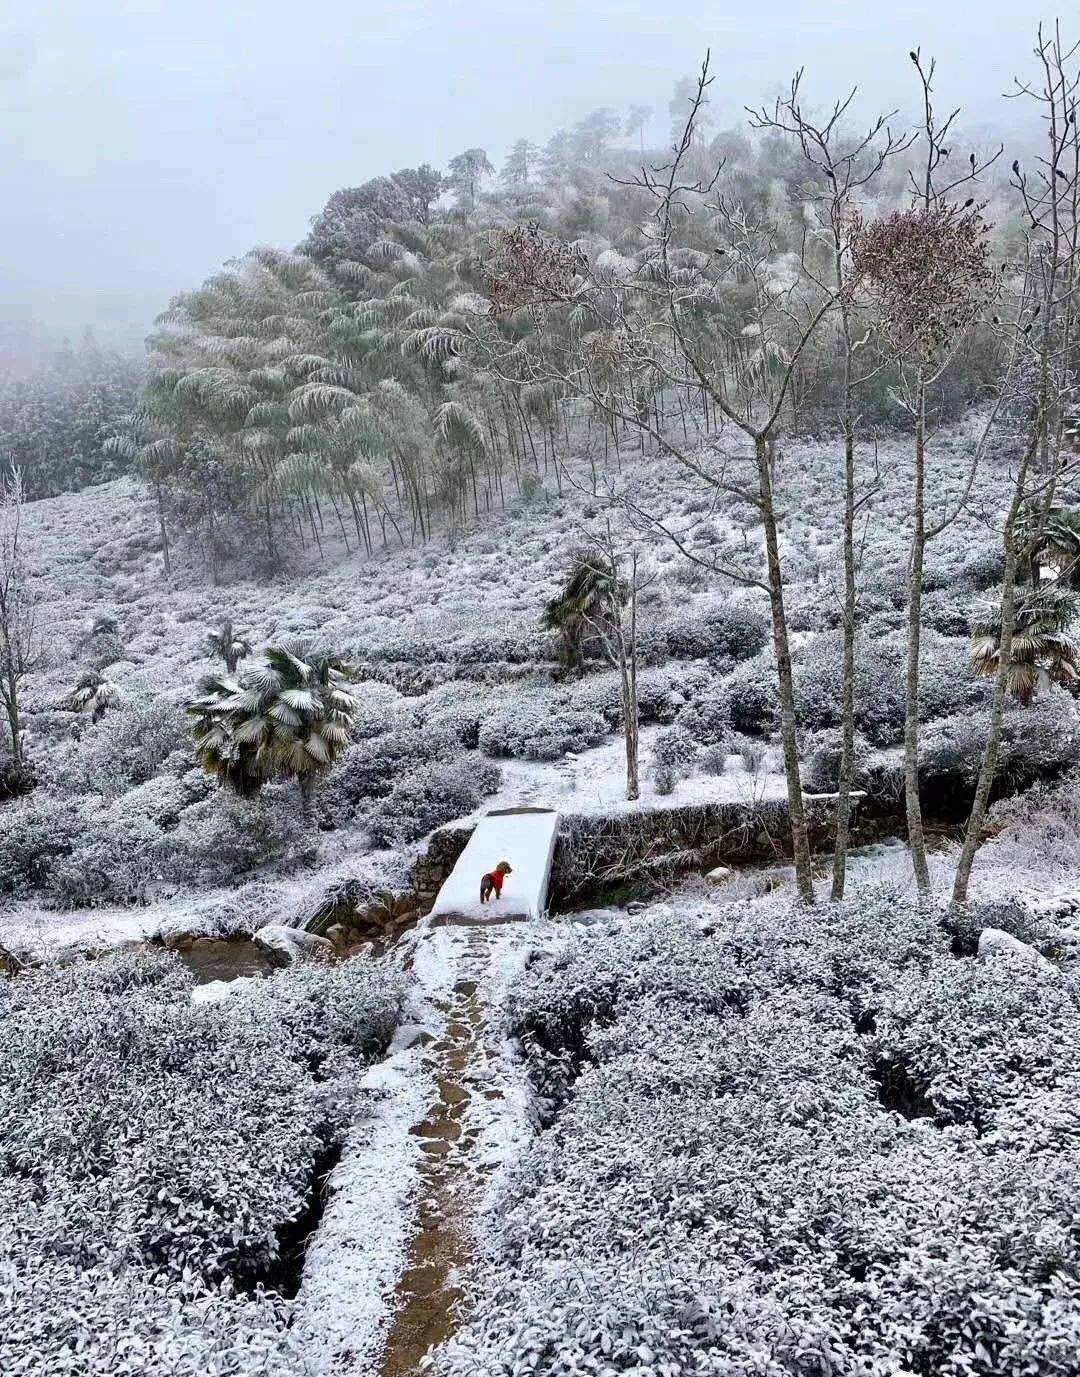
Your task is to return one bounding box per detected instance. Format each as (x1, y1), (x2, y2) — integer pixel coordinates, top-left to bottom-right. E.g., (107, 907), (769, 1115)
(429, 809), (559, 921)
(293, 1042), (432, 1375)
(295, 917), (559, 1373)
(978, 926), (1058, 973)
(477, 728), (787, 817)
(190, 976), (258, 1005)
(0, 903), (161, 965)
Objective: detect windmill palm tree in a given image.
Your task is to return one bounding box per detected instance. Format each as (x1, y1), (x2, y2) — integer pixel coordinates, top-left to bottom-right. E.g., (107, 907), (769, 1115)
(187, 643), (357, 813)
(542, 550), (625, 673)
(206, 618), (251, 674)
(1017, 503), (1080, 588)
(970, 585), (1080, 705)
(62, 672), (118, 723)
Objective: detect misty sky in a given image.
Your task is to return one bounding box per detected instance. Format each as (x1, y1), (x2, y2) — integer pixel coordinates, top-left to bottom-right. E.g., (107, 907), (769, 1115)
(0, 1), (1050, 349)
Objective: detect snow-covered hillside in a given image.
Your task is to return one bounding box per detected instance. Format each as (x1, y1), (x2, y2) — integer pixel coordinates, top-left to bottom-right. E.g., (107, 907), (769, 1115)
(6, 422), (1080, 1377)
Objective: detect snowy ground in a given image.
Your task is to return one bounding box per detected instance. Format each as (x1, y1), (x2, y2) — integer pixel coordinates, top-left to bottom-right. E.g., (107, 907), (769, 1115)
(477, 725), (787, 817)
(295, 916), (558, 1374)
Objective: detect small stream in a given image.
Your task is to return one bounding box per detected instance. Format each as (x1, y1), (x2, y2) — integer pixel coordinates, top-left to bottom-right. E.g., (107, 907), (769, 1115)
(176, 938), (277, 984)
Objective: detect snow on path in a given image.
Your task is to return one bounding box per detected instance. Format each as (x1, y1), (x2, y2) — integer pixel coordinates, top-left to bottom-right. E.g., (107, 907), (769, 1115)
(293, 918), (556, 1376)
(293, 1041), (432, 1374)
(430, 809), (559, 922)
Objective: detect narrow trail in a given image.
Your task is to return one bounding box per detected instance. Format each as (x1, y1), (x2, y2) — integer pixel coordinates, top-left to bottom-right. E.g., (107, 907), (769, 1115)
(378, 921), (525, 1377)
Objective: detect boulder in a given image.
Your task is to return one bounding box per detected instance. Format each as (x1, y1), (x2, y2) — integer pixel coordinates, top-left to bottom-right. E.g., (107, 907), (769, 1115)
(706, 866), (733, 883)
(253, 924), (335, 969)
(161, 928), (197, 952)
(977, 927), (1057, 975)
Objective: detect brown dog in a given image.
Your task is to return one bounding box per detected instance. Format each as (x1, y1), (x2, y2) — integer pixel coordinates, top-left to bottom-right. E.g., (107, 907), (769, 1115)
(480, 860), (512, 903)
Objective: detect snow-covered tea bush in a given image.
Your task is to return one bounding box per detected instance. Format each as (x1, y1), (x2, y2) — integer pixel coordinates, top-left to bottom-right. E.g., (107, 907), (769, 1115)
(479, 697), (607, 760)
(437, 894), (1080, 1377)
(0, 947), (405, 1376)
(664, 599), (769, 663)
(678, 681), (732, 745)
(49, 697), (189, 799)
(366, 755), (501, 845)
(651, 724), (699, 786)
(349, 680), (403, 739)
(568, 665), (690, 728)
(0, 783), (307, 907)
(327, 724), (464, 813)
(801, 727), (873, 793)
(716, 650), (779, 736)
(921, 693), (1080, 800)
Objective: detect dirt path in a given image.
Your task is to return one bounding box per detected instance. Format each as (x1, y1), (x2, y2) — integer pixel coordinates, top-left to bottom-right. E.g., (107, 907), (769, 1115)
(378, 925), (512, 1377)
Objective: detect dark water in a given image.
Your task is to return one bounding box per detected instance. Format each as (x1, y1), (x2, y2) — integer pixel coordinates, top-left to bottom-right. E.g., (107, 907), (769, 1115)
(177, 938), (276, 984)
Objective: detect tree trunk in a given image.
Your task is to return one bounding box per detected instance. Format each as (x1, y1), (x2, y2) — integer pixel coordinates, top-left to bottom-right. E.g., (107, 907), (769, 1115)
(5, 691), (22, 770)
(154, 480), (171, 578)
(621, 574), (640, 801)
(904, 376), (931, 896)
(755, 435), (814, 903)
(832, 303), (858, 901)
(952, 431), (1039, 906)
(621, 673), (640, 801)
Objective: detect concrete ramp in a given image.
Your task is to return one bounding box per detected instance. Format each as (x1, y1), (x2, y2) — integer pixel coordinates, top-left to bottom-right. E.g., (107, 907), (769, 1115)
(429, 808), (559, 925)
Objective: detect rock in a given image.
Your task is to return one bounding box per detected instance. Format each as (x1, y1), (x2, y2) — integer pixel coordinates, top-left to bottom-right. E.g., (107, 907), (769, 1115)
(253, 924), (335, 969)
(161, 929), (196, 952)
(325, 923), (348, 946)
(190, 935), (217, 950)
(706, 866), (733, 883)
(977, 927), (1057, 975)
(390, 1023), (434, 1052)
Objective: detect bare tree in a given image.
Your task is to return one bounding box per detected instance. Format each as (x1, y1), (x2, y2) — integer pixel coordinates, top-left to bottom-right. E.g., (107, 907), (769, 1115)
(953, 24), (1080, 905)
(576, 525), (652, 801)
(750, 74), (911, 900)
(850, 50), (998, 896)
(478, 54), (835, 903)
(0, 466), (42, 775)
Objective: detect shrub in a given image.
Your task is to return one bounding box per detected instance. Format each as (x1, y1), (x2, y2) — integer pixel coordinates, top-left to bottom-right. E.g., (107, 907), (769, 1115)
(653, 764), (676, 795)
(569, 666), (691, 728)
(922, 589), (971, 636)
(920, 693), (1080, 802)
(664, 600), (769, 662)
(479, 698), (607, 760)
(154, 789), (310, 892)
(51, 698), (189, 799)
(679, 682), (732, 746)
(801, 728), (873, 793)
(327, 725), (463, 812)
(366, 756), (501, 845)
(0, 795), (90, 901)
(961, 545), (1006, 589)
(792, 633), (986, 748)
(650, 725), (698, 790)
(408, 683), (496, 749)
(717, 651), (779, 736)
(349, 681), (401, 739)
(0, 950), (405, 1376)
(436, 894), (1080, 1377)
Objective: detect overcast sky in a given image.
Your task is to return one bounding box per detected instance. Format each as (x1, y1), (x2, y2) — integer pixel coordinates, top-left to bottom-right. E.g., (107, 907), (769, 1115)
(0, 1), (1050, 349)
